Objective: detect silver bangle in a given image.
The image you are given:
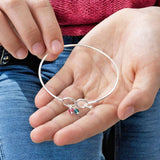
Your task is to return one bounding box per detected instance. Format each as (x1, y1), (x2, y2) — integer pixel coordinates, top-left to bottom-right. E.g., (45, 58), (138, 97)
(38, 44), (119, 115)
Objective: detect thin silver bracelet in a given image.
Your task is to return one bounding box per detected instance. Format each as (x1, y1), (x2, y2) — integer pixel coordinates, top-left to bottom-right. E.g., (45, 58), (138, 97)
(38, 44), (119, 115)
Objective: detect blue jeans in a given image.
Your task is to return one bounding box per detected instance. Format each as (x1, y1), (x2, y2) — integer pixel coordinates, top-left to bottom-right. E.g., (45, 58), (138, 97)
(0, 36), (160, 160)
(0, 36), (104, 160)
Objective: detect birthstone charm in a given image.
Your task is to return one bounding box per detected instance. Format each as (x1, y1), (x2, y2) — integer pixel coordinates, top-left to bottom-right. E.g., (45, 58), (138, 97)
(68, 108), (74, 114)
(74, 108), (79, 114)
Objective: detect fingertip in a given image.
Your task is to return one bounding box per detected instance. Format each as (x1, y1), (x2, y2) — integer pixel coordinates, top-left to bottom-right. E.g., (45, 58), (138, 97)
(53, 134), (64, 146)
(118, 105), (135, 120)
(35, 89), (52, 108)
(30, 129), (42, 143)
(53, 130), (70, 146)
(32, 41), (46, 56)
(53, 127), (76, 146)
(51, 40), (63, 54)
(29, 112), (39, 128)
(29, 114), (34, 128)
(42, 40), (63, 61)
(117, 87), (152, 120)
(117, 91), (136, 120)
(43, 40), (63, 61)
(15, 48), (28, 59)
(34, 88), (46, 108)
(53, 125), (83, 146)
(44, 53), (59, 61)
(34, 93), (42, 108)
(30, 126), (50, 144)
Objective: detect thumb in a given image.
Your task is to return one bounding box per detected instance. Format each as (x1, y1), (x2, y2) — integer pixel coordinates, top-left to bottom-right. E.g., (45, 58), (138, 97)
(118, 67), (160, 120)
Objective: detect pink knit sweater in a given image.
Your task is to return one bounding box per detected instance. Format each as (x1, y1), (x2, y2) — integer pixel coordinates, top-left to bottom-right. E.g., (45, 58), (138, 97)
(49, 0), (160, 36)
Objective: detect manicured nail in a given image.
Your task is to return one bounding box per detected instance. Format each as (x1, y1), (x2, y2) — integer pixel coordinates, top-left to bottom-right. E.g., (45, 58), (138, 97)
(123, 106), (134, 120)
(51, 40), (63, 54)
(16, 48), (27, 59)
(32, 42), (45, 55)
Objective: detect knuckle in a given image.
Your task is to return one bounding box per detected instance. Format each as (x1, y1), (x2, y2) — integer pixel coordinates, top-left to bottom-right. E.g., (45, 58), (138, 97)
(2, 0), (22, 11)
(43, 24), (55, 33)
(23, 26), (40, 41)
(28, 0), (50, 9)
(44, 24), (61, 39)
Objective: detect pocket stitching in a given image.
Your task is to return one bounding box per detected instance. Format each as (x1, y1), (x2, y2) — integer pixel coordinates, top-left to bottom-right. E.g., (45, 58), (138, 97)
(0, 139), (5, 160)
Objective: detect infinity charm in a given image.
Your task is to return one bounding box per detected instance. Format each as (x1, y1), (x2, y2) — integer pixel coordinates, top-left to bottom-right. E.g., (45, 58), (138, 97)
(62, 97), (93, 114)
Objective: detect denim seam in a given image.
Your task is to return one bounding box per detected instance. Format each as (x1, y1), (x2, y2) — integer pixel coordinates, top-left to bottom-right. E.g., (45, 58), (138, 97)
(0, 139), (5, 160)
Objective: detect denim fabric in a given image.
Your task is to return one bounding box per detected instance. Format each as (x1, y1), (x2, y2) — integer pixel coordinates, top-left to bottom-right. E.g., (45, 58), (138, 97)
(0, 36), (104, 160)
(103, 92), (160, 159)
(118, 90), (160, 160)
(0, 36), (160, 160)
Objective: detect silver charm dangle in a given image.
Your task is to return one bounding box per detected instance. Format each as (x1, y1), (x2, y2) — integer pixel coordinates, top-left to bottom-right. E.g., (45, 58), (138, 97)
(62, 97), (92, 115)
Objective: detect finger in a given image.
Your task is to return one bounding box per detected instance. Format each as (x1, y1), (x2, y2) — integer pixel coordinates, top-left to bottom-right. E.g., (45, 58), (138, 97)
(30, 84), (85, 143)
(27, 0), (63, 60)
(53, 104), (119, 146)
(0, 10), (28, 59)
(118, 66), (160, 120)
(31, 84), (83, 128)
(0, 0), (46, 57)
(35, 64), (73, 108)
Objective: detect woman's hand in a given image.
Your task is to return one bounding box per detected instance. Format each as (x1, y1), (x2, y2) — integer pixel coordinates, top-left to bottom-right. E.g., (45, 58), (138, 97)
(30, 7), (160, 145)
(0, 0), (63, 60)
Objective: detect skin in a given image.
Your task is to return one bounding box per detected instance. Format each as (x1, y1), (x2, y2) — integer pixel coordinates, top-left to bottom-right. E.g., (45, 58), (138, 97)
(0, 0), (63, 60)
(30, 7), (160, 146)
(1, 1), (160, 146)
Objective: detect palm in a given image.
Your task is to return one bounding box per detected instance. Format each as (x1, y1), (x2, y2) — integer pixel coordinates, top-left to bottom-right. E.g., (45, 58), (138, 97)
(65, 45), (125, 108)
(30, 8), (160, 145)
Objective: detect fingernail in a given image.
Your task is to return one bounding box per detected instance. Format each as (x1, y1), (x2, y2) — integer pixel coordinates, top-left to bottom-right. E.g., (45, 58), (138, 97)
(16, 48), (27, 59)
(123, 106), (134, 120)
(51, 40), (63, 54)
(32, 42), (45, 55)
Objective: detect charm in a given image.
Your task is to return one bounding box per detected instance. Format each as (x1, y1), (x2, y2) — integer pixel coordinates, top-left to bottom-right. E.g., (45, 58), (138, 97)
(68, 108), (74, 114)
(74, 108), (79, 114)
(68, 107), (79, 115)
(63, 97), (92, 115)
